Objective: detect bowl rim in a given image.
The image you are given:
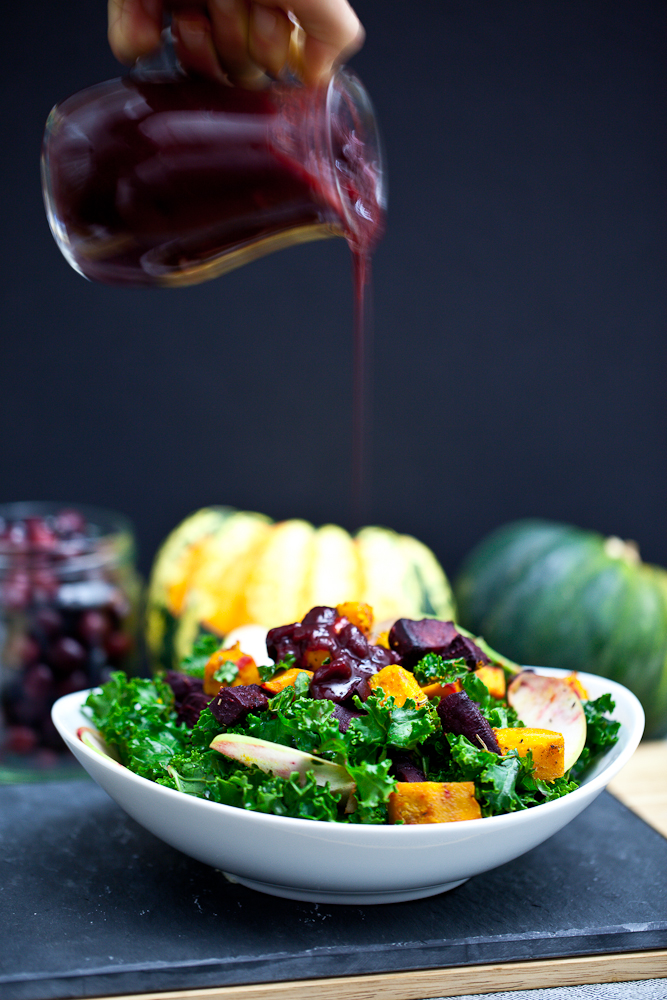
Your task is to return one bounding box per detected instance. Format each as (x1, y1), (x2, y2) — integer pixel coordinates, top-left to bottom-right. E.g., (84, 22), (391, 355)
(52, 666), (645, 837)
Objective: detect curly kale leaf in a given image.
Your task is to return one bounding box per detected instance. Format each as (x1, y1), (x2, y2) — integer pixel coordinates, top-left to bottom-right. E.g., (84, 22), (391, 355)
(345, 758), (396, 824)
(443, 734), (578, 817)
(570, 693), (621, 780)
(84, 672), (187, 779)
(240, 690), (341, 756)
(206, 768), (342, 821)
(257, 653), (296, 683)
(412, 654), (468, 685)
(343, 692), (438, 765)
(180, 634), (222, 678)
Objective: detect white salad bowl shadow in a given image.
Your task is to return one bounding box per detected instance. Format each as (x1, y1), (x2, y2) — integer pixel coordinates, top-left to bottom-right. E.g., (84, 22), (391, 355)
(51, 667), (644, 905)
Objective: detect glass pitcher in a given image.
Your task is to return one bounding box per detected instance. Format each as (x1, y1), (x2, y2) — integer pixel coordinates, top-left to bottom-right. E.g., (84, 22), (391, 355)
(41, 34), (386, 288)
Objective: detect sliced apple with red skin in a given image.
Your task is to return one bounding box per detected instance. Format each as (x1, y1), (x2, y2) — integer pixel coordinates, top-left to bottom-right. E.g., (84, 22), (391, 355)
(209, 733), (354, 797)
(77, 726), (122, 763)
(506, 672), (587, 772)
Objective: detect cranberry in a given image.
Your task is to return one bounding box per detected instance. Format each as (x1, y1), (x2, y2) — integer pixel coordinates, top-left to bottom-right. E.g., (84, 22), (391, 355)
(78, 609), (111, 645)
(301, 606), (338, 628)
(104, 631), (132, 663)
(56, 669), (90, 698)
(25, 517), (57, 551)
(30, 568), (60, 601)
(53, 509), (87, 537)
(23, 663), (55, 699)
(2, 570), (31, 610)
(34, 606), (64, 638)
(338, 622), (369, 658)
(18, 634), (41, 667)
(4, 726), (39, 754)
(40, 717), (66, 751)
(48, 636), (87, 675)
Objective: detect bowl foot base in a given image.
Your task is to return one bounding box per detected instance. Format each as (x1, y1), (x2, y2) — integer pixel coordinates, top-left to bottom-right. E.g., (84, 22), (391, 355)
(222, 872), (470, 905)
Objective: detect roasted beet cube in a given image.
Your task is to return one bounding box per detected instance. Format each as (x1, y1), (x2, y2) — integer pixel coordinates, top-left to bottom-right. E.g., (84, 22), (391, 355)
(177, 690), (212, 728)
(436, 690), (500, 754)
(165, 670), (204, 704)
(332, 703), (367, 733)
(389, 618), (489, 669)
(390, 751), (426, 782)
(209, 684), (269, 728)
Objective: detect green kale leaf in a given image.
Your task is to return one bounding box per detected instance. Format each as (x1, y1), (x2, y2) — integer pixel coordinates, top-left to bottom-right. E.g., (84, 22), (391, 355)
(412, 654), (468, 685)
(570, 694), (621, 781)
(180, 634), (222, 678)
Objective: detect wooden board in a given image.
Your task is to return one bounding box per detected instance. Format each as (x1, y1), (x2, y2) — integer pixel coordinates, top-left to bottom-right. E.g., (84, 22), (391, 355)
(80, 951), (667, 1000)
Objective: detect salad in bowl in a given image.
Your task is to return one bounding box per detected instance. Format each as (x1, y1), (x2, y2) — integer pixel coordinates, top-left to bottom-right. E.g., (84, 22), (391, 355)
(52, 604), (643, 903)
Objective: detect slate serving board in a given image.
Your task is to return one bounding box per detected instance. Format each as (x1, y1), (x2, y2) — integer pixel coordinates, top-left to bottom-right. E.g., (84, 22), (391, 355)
(1, 780), (666, 1000)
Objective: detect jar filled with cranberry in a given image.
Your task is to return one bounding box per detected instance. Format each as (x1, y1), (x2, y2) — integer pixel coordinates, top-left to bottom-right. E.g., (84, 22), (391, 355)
(0, 503), (142, 779)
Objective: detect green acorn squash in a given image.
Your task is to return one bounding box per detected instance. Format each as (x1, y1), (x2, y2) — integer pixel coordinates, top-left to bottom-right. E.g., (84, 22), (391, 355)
(454, 518), (667, 737)
(146, 507), (456, 673)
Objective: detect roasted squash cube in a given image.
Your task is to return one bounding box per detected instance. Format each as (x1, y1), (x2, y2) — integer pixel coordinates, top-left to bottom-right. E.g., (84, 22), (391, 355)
(388, 781), (482, 824)
(262, 667), (314, 694)
(336, 602), (374, 635)
(474, 664), (506, 699)
(420, 679), (462, 700)
(368, 664), (427, 706)
(493, 727), (565, 781)
(204, 641), (261, 695)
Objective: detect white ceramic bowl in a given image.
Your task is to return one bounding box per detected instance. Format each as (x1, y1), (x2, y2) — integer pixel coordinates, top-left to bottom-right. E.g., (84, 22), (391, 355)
(52, 668), (644, 905)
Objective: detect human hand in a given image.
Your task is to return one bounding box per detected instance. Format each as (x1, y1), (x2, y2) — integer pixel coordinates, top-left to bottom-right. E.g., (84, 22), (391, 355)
(108, 0), (364, 87)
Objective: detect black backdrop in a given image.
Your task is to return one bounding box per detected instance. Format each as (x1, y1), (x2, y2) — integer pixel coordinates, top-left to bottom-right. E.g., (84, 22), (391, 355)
(2, 1), (665, 581)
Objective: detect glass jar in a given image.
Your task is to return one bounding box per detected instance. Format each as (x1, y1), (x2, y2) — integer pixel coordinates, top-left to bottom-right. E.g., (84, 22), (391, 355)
(41, 35), (385, 288)
(0, 502), (142, 780)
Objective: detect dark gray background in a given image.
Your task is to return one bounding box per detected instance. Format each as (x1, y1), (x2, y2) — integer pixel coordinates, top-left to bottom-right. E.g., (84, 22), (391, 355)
(2, 0), (665, 579)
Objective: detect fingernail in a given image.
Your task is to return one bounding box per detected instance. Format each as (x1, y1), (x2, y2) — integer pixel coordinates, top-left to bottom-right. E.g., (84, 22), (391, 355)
(253, 5), (278, 41)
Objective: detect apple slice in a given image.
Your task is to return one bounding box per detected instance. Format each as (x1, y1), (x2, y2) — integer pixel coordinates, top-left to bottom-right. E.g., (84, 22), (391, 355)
(506, 672), (587, 772)
(209, 733), (354, 796)
(77, 726), (122, 763)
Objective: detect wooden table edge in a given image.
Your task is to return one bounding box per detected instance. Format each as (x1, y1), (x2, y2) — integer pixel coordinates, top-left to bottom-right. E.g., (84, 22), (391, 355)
(81, 949), (667, 1000)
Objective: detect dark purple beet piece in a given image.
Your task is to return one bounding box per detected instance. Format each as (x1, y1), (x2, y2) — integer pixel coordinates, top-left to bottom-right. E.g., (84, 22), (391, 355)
(177, 690), (212, 728)
(390, 752), (425, 782)
(165, 670), (204, 704)
(332, 703), (367, 733)
(389, 618), (490, 669)
(209, 684), (269, 728)
(437, 690), (500, 753)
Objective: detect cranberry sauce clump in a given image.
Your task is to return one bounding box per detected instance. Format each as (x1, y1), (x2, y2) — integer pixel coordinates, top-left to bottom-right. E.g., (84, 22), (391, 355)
(388, 618), (490, 671)
(267, 606), (399, 704)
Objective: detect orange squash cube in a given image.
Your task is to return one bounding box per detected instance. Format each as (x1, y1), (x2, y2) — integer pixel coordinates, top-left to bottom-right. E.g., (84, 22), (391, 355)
(203, 641), (261, 695)
(388, 782), (482, 824)
(262, 667), (314, 694)
(368, 664), (427, 707)
(302, 648), (333, 670)
(420, 679), (462, 700)
(493, 727), (565, 781)
(336, 602), (374, 634)
(474, 664), (506, 700)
